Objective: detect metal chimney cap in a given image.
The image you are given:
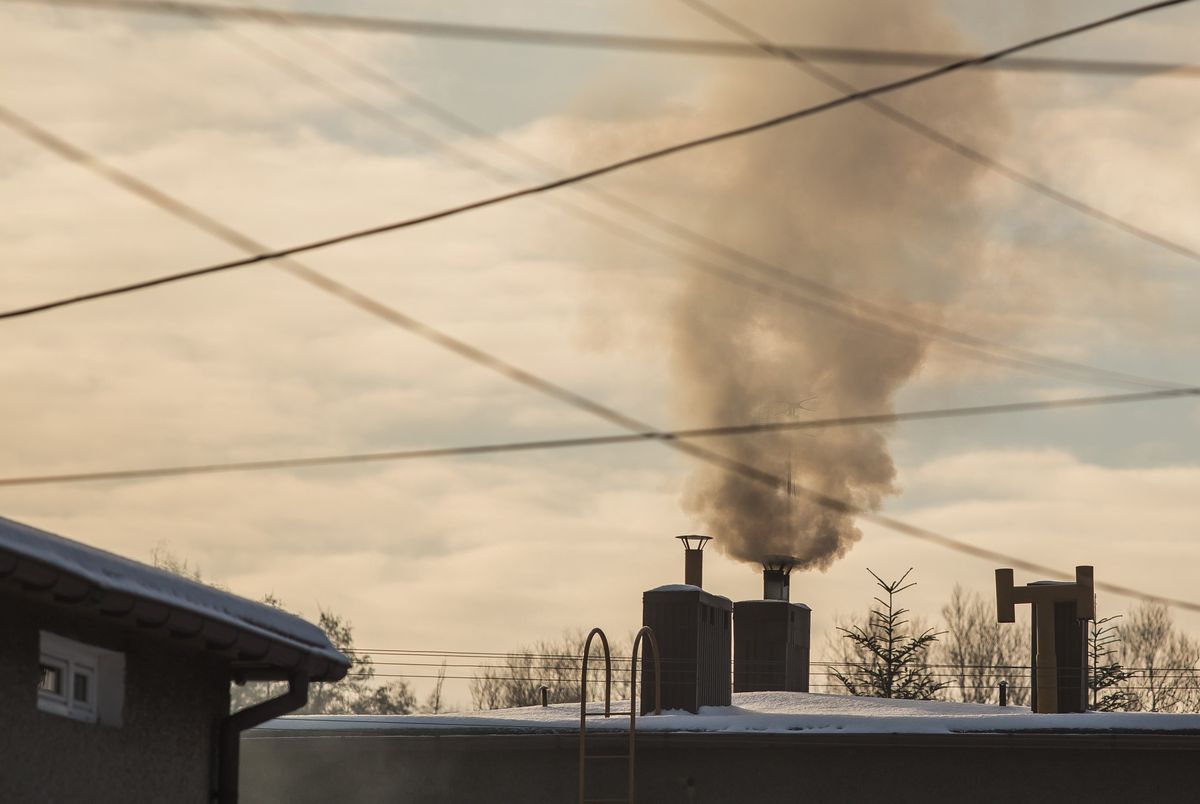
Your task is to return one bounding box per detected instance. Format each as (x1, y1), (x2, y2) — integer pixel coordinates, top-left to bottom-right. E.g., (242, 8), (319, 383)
(761, 555), (798, 573)
(677, 535), (712, 551)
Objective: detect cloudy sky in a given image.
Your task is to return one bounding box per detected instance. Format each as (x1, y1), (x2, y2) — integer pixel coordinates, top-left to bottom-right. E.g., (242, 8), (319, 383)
(2, 0), (1198, 705)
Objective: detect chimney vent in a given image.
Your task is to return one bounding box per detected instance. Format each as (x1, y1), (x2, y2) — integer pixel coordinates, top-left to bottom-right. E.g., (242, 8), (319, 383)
(676, 535), (711, 588)
(762, 555), (797, 601)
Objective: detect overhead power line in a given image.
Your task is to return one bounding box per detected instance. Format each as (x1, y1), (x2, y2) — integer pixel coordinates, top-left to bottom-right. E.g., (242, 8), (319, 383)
(6, 0), (1200, 79)
(1, 387), (1196, 488)
(679, 0), (1200, 266)
(2, 132), (1194, 617)
(205, 19), (1180, 395)
(0, 106), (658, 436)
(2, 7), (1195, 613)
(680, 443), (1200, 614)
(3, 122), (1194, 618)
(0, 0), (1191, 323)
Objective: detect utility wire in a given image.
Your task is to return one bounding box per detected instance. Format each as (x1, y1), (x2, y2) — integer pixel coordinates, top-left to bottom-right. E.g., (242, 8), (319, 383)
(6, 0), (1200, 79)
(218, 17), (1181, 394)
(0, 105), (652, 435)
(679, 0), (1200, 266)
(211, 26), (518, 188)
(1, 387), (1196, 488)
(4, 119), (1195, 617)
(0, 0), (1190, 322)
(2, 11), (1195, 612)
(1, 16), (1185, 394)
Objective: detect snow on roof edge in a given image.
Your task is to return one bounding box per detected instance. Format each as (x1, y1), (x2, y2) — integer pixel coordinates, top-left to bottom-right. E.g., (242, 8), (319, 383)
(0, 515), (348, 670)
(254, 691), (1200, 736)
(735, 599), (812, 609)
(646, 584), (732, 602)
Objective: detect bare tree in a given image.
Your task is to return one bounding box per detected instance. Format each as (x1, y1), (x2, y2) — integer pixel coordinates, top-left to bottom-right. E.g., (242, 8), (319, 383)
(1121, 603), (1200, 712)
(470, 630), (629, 710)
(419, 662), (448, 714)
(937, 585), (1029, 706)
(830, 569), (945, 700)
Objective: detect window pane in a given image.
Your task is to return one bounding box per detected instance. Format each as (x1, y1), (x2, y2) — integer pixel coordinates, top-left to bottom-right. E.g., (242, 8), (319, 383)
(39, 664), (63, 696)
(73, 672), (90, 704)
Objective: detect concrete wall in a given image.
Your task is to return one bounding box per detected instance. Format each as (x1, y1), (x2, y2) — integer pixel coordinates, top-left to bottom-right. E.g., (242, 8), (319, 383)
(0, 590), (230, 804)
(242, 728), (1200, 804)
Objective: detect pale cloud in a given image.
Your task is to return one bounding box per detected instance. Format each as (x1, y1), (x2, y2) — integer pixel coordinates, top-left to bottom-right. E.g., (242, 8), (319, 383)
(1, 1), (1197, 709)
(887, 449), (1200, 621)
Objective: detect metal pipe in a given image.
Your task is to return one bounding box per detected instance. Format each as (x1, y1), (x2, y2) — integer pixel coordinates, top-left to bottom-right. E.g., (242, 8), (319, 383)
(684, 551), (703, 588)
(676, 535), (711, 588)
(629, 625), (662, 804)
(762, 556), (797, 601)
(217, 661), (310, 804)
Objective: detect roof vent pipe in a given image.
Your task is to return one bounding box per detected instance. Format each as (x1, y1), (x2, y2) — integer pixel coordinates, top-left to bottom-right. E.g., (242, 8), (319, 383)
(676, 535), (712, 588)
(762, 556), (797, 602)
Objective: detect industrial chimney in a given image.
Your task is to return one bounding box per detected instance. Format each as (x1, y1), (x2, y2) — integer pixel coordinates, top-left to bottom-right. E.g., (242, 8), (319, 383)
(677, 534), (710, 587)
(641, 536), (731, 714)
(762, 555), (795, 601)
(733, 555), (811, 694)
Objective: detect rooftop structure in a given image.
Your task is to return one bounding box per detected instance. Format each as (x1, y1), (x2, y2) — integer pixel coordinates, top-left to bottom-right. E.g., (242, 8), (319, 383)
(0, 515), (349, 804)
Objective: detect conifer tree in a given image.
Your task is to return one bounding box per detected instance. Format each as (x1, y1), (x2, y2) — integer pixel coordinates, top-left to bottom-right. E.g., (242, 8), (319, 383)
(832, 569), (945, 700)
(1088, 615), (1134, 712)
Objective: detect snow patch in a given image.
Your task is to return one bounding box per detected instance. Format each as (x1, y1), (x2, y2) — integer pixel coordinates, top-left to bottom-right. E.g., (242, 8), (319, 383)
(259, 691), (1200, 734)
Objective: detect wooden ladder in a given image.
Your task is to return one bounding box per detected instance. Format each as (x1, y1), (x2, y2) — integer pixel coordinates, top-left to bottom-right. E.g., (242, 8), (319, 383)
(578, 626), (661, 804)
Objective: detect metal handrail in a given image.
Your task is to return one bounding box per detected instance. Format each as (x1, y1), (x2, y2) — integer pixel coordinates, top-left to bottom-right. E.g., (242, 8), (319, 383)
(577, 626), (660, 804)
(579, 627), (612, 804)
(627, 626), (661, 804)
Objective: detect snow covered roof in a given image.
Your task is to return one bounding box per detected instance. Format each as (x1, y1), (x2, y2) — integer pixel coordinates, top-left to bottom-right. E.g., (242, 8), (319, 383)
(257, 691), (1200, 736)
(735, 599), (811, 610)
(647, 583), (702, 593)
(0, 515), (349, 682)
(646, 584), (732, 605)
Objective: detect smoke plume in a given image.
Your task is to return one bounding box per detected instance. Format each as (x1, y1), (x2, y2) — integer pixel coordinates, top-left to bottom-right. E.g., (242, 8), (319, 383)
(585, 1), (1008, 568)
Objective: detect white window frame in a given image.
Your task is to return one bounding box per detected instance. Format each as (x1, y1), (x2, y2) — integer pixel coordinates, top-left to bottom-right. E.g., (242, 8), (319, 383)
(38, 632), (123, 726)
(37, 655), (68, 706)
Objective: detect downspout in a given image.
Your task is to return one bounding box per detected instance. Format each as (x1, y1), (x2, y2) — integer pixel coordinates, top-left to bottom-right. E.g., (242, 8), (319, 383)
(216, 661), (311, 804)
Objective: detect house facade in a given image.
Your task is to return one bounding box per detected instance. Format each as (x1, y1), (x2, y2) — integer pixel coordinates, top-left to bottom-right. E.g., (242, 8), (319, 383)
(0, 515), (349, 803)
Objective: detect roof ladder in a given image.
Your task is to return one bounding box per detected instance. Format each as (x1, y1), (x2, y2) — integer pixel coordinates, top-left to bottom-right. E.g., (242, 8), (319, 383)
(578, 626), (661, 804)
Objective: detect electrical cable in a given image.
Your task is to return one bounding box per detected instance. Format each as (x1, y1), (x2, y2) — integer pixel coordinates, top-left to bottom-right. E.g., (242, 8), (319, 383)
(678, 0), (1200, 266)
(2, 19), (1185, 394)
(0, 8), (1195, 612)
(0, 110), (1196, 614)
(212, 17), (1182, 394)
(1, 0), (1190, 323)
(1, 387), (1196, 487)
(5, 0), (1200, 79)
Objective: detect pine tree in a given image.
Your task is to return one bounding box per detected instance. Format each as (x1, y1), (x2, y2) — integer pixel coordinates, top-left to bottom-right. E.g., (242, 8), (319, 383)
(1088, 615), (1134, 712)
(831, 569), (946, 700)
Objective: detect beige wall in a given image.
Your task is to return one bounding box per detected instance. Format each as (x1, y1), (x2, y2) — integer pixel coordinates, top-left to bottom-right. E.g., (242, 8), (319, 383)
(0, 590), (230, 804)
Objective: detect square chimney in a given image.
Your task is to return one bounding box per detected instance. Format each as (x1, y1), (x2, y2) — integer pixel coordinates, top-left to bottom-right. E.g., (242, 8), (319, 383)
(734, 557), (811, 694)
(640, 536), (731, 714)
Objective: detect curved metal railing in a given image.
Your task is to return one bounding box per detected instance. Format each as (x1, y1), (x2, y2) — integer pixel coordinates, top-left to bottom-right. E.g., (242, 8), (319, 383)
(577, 625), (661, 804)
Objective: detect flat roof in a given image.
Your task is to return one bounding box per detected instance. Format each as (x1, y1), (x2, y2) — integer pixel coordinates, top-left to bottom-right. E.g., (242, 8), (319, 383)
(255, 691), (1200, 736)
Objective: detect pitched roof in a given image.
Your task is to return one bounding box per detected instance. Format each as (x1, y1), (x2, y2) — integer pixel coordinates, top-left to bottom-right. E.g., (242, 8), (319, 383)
(0, 515), (349, 682)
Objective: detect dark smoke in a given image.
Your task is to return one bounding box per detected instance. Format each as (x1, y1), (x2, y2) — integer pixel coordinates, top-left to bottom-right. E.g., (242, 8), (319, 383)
(592, 1), (1008, 568)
